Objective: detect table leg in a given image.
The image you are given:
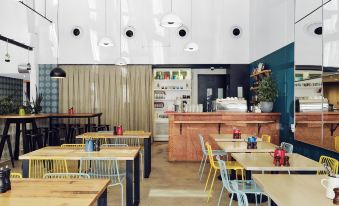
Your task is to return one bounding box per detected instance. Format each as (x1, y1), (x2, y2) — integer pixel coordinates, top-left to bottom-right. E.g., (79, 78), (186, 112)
(144, 138), (151, 178)
(14, 123), (21, 160)
(22, 159), (29, 178)
(0, 120), (11, 160)
(87, 118), (91, 132)
(134, 153), (140, 204)
(22, 123), (30, 154)
(97, 188), (107, 206)
(6, 136), (15, 167)
(98, 115), (101, 127)
(126, 160), (134, 206)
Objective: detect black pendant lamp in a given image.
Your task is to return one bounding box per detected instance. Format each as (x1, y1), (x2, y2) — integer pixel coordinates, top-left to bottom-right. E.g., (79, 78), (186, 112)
(50, 0), (66, 79)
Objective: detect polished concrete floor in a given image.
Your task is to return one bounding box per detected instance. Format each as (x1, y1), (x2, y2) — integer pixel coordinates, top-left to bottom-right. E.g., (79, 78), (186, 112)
(3, 142), (268, 206)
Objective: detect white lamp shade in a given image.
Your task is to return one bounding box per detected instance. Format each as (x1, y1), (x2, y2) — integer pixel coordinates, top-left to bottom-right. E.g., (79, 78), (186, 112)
(160, 13), (182, 28)
(115, 57), (128, 66)
(98, 36), (114, 47)
(184, 42), (199, 52)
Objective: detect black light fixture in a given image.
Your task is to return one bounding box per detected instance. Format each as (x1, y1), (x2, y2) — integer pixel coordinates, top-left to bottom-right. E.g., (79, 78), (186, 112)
(50, 0), (66, 79)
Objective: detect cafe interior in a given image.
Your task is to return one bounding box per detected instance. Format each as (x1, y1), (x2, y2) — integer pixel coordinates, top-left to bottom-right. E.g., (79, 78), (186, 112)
(0, 0), (338, 205)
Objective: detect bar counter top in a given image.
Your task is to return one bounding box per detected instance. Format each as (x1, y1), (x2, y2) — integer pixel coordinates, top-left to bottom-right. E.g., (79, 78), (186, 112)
(168, 112), (281, 161)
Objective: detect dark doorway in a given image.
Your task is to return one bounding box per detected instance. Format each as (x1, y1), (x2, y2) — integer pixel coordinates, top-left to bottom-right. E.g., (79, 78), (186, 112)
(198, 74), (229, 112)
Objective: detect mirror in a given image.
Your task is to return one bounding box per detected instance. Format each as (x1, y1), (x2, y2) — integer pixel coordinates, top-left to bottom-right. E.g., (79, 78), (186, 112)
(322, 0), (339, 152)
(294, 1), (324, 149)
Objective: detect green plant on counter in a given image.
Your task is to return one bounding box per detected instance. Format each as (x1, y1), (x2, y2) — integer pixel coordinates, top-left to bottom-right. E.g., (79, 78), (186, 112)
(25, 86), (43, 114)
(257, 76), (278, 102)
(0, 94), (20, 115)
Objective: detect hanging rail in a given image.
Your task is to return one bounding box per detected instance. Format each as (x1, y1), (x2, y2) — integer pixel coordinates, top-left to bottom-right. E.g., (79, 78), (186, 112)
(0, 35), (33, 51)
(18, 1), (53, 23)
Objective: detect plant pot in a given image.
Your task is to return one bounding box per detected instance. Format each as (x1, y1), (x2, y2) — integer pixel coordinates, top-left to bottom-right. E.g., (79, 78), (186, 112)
(260, 102), (273, 113)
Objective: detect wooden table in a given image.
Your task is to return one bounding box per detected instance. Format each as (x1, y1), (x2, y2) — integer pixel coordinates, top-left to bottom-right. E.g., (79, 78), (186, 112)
(0, 114), (50, 166)
(78, 131), (152, 178)
(253, 174), (332, 206)
(210, 134), (262, 142)
(19, 146), (140, 206)
(0, 179), (110, 206)
(216, 141), (276, 153)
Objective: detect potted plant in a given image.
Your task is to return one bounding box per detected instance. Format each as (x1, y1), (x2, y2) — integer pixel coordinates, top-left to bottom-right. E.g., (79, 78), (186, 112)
(24, 86), (43, 114)
(257, 76), (278, 112)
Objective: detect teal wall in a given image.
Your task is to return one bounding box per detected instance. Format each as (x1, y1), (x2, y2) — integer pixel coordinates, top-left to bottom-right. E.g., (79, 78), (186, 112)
(250, 43), (339, 161)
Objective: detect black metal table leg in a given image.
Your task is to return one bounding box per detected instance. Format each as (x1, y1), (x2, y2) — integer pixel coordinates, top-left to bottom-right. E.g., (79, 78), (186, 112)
(87, 118), (91, 132)
(126, 159), (134, 206)
(134, 153), (140, 204)
(97, 188), (107, 206)
(22, 123), (30, 154)
(0, 120), (13, 164)
(6, 135), (15, 167)
(144, 138), (151, 178)
(14, 122), (21, 160)
(22, 159), (29, 178)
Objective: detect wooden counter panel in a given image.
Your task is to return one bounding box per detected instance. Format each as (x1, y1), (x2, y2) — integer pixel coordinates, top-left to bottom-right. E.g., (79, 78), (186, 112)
(168, 113), (280, 161)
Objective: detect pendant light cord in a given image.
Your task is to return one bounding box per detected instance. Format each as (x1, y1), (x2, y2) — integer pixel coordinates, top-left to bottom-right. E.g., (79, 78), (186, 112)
(104, 0), (107, 35)
(190, 0), (193, 40)
(120, 0), (122, 58)
(56, 0), (60, 66)
(170, 0), (173, 12)
(6, 39), (8, 53)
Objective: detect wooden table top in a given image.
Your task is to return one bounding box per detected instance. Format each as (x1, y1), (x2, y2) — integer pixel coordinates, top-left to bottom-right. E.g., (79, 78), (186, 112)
(231, 153), (325, 172)
(19, 146), (140, 161)
(0, 114), (50, 119)
(0, 179), (110, 206)
(77, 132), (152, 139)
(210, 134), (262, 142)
(0, 113), (102, 119)
(253, 174), (332, 206)
(216, 141), (276, 153)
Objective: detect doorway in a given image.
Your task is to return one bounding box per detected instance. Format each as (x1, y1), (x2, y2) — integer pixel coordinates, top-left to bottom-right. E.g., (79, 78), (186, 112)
(198, 74), (229, 112)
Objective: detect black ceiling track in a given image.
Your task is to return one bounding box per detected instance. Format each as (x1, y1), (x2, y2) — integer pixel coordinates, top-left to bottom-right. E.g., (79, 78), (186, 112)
(0, 35), (33, 51)
(18, 1), (53, 23)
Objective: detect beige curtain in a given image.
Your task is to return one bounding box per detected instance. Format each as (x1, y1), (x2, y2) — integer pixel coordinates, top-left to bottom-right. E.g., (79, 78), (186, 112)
(58, 65), (153, 132)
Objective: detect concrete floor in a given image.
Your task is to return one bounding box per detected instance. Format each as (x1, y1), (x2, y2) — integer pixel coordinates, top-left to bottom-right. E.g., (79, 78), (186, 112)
(3, 142), (268, 206)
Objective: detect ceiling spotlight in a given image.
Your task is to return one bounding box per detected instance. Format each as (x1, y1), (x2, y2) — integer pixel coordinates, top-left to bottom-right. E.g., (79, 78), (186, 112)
(160, 0), (182, 28)
(98, 37), (114, 47)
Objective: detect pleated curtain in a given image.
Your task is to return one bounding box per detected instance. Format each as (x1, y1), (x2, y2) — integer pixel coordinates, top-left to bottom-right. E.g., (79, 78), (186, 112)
(58, 65), (153, 132)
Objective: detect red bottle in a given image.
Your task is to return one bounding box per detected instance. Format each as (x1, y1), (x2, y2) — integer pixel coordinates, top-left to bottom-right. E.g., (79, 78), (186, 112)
(116, 125), (123, 135)
(273, 147), (286, 166)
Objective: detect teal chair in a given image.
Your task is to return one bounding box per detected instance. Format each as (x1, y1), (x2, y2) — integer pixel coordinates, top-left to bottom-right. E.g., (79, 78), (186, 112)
(235, 190), (249, 206)
(216, 156), (270, 206)
(79, 157), (125, 206)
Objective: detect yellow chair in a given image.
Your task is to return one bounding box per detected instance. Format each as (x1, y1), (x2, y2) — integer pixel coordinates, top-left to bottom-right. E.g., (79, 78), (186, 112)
(261, 134), (271, 143)
(318, 155), (338, 175)
(335, 136), (339, 152)
(204, 142), (244, 202)
(82, 138), (107, 145)
(61, 144), (85, 148)
(10, 173), (22, 178)
(124, 130), (145, 134)
(29, 158), (68, 178)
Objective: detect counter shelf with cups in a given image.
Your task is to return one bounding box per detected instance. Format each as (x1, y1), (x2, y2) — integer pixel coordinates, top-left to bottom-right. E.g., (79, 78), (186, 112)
(153, 68), (192, 141)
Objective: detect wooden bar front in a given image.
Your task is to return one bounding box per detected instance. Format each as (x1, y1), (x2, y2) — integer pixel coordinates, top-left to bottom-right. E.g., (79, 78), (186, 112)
(168, 112), (280, 161)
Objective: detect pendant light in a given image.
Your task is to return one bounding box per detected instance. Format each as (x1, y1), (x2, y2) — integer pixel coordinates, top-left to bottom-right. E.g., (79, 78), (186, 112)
(115, 0), (127, 66)
(160, 0), (182, 28)
(5, 39), (10, 62)
(26, 48), (31, 70)
(50, 0), (66, 79)
(98, 0), (114, 47)
(184, 0), (198, 52)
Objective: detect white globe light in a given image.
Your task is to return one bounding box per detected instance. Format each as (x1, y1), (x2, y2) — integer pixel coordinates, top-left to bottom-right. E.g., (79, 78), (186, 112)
(184, 42), (199, 52)
(160, 13), (182, 28)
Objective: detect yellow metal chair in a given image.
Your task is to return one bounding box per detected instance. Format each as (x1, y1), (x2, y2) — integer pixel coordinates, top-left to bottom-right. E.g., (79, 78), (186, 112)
(261, 134), (271, 143)
(10, 173), (22, 178)
(335, 136), (339, 152)
(318, 155), (338, 175)
(124, 130), (145, 134)
(61, 144), (85, 148)
(204, 142), (244, 202)
(29, 158), (68, 178)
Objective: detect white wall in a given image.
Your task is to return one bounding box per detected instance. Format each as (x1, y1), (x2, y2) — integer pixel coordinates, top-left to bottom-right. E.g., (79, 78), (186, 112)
(296, 0), (322, 22)
(324, 0), (339, 67)
(36, 0), (250, 65)
(249, 0), (294, 62)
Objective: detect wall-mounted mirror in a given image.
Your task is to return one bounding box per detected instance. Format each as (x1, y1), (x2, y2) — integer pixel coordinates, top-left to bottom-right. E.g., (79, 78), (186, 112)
(294, 0), (324, 149)
(295, 0), (339, 152)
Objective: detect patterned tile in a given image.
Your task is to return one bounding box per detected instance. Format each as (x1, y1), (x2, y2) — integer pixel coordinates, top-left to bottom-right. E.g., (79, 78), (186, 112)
(38, 64), (59, 113)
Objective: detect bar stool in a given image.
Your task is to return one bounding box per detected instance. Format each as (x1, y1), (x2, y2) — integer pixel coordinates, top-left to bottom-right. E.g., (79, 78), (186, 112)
(0, 134), (15, 167)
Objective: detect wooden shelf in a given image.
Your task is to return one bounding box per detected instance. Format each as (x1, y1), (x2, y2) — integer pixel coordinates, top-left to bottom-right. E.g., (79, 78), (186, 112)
(250, 70), (272, 78)
(174, 121), (222, 124)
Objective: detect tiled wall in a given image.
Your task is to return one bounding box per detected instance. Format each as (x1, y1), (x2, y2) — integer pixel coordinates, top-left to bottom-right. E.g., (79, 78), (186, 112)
(38, 64), (59, 113)
(0, 75), (23, 107)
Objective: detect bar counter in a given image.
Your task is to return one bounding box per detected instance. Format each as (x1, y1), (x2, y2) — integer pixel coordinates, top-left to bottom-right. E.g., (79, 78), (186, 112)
(168, 112), (281, 161)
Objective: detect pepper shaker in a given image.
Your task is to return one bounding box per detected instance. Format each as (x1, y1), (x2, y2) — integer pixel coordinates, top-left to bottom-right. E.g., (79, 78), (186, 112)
(334, 188), (339, 205)
(4, 165), (11, 191)
(0, 167), (6, 193)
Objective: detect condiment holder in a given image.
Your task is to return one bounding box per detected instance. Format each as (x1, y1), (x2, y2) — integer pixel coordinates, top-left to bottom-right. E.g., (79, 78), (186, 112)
(321, 174), (339, 200)
(0, 165), (11, 193)
(233, 129), (241, 139)
(334, 188), (339, 204)
(85, 139), (100, 152)
(246, 136), (257, 149)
